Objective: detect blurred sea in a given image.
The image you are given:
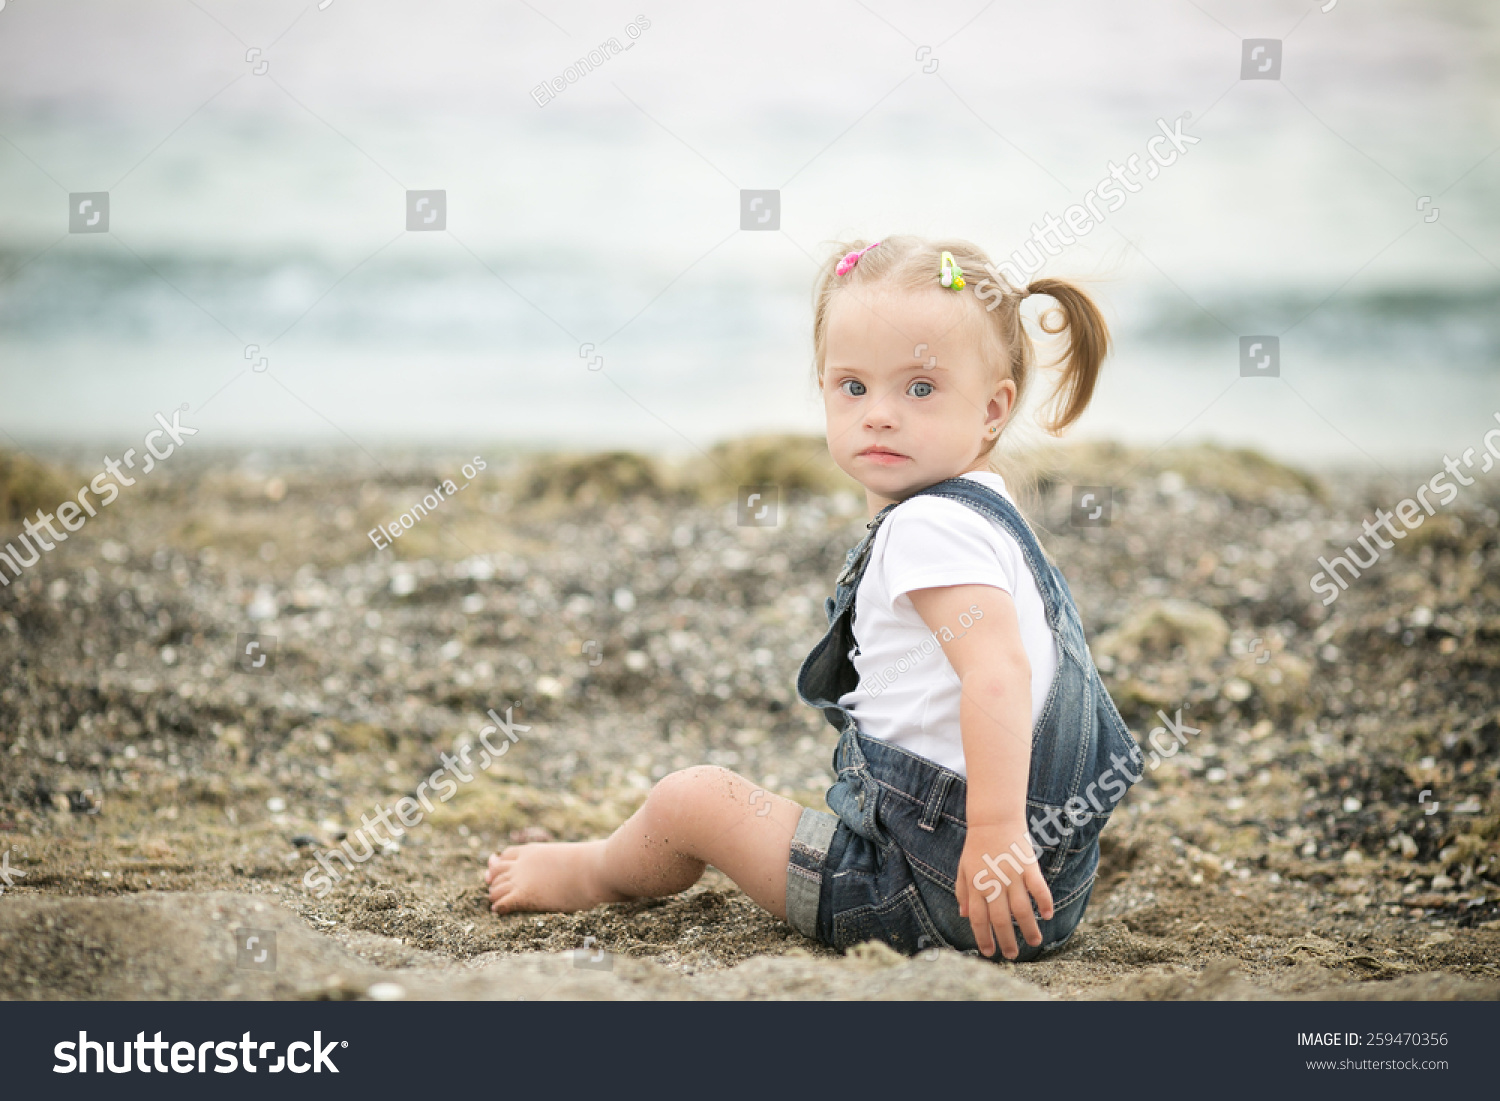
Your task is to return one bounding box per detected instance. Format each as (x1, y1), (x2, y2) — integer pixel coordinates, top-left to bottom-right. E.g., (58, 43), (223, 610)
(0, 0), (1496, 466)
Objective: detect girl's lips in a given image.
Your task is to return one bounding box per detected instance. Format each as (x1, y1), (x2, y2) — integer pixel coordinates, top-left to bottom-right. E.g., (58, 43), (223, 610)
(858, 448), (908, 465)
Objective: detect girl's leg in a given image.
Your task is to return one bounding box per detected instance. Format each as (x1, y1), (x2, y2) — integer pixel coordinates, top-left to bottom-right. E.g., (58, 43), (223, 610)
(484, 766), (805, 919)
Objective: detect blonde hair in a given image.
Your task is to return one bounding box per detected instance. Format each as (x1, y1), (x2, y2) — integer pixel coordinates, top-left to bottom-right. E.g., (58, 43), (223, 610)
(811, 235), (1110, 457)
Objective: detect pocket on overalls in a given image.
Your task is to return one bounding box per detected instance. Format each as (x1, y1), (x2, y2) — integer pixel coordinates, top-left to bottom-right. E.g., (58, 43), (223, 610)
(1023, 798), (1099, 884)
(830, 882), (946, 955)
(1097, 681), (1145, 786)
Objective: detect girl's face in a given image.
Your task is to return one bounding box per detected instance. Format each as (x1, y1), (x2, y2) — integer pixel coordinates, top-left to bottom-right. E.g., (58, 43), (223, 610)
(822, 284), (1015, 513)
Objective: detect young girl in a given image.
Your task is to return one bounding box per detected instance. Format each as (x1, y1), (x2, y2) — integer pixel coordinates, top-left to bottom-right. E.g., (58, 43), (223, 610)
(484, 236), (1143, 961)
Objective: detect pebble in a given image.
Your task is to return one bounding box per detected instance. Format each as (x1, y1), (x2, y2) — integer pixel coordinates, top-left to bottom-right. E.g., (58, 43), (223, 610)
(1222, 678), (1253, 702)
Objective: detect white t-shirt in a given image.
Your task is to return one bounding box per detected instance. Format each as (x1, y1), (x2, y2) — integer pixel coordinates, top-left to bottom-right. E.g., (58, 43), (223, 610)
(838, 471), (1059, 779)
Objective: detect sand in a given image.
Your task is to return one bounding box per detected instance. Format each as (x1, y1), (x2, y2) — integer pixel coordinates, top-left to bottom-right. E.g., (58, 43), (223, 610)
(0, 439), (1496, 1000)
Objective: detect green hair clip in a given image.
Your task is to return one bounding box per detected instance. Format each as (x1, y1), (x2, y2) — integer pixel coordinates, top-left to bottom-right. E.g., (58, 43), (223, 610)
(939, 250), (965, 290)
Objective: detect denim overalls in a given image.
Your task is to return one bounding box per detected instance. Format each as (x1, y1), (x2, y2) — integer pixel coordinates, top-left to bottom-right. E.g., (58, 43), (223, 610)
(786, 476), (1144, 960)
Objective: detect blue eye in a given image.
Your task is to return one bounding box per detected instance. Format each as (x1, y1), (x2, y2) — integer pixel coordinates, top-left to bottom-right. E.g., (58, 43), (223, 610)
(839, 379), (867, 397)
(908, 380), (934, 397)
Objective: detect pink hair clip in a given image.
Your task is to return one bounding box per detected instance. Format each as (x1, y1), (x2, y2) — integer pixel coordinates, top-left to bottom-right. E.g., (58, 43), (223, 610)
(835, 241), (881, 276)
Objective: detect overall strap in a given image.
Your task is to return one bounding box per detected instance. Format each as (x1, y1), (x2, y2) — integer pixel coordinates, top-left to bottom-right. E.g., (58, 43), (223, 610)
(904, 477), (1073, 650)
(834, 503), (900, 592)
(839, 480), (1054, 612)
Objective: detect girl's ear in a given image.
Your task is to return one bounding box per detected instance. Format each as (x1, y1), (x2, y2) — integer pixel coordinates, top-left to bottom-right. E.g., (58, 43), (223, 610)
(985, 376), (1017, 433)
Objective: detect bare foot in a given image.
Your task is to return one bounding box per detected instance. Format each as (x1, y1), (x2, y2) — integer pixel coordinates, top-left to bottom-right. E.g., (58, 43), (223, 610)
(484, 841), (631, 914)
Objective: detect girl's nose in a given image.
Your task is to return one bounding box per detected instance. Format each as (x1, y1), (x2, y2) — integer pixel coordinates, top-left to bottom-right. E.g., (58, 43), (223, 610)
(863, 391), (898, 430)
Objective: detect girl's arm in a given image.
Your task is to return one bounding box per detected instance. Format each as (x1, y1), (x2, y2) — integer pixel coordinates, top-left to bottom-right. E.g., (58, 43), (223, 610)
(908, 583), (1054, 958)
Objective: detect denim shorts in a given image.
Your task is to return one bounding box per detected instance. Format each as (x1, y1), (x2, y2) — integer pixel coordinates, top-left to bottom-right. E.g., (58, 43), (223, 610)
(785, 730), (1098, 962)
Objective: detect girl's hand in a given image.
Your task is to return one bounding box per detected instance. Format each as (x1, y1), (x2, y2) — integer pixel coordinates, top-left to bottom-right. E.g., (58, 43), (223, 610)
(956, 820), (1054, 959)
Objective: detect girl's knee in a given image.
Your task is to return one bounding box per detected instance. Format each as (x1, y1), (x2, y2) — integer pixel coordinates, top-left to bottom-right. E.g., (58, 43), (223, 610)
(649, 764), (732, 804)
(644, 765), (735, 830)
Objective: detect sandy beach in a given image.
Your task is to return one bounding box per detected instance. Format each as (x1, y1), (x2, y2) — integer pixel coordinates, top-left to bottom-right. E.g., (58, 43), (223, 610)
(0, 436), (1496, 1000)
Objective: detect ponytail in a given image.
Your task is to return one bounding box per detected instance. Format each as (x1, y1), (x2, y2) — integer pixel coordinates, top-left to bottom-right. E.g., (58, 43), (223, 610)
(1023, 277), (1111, 435)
